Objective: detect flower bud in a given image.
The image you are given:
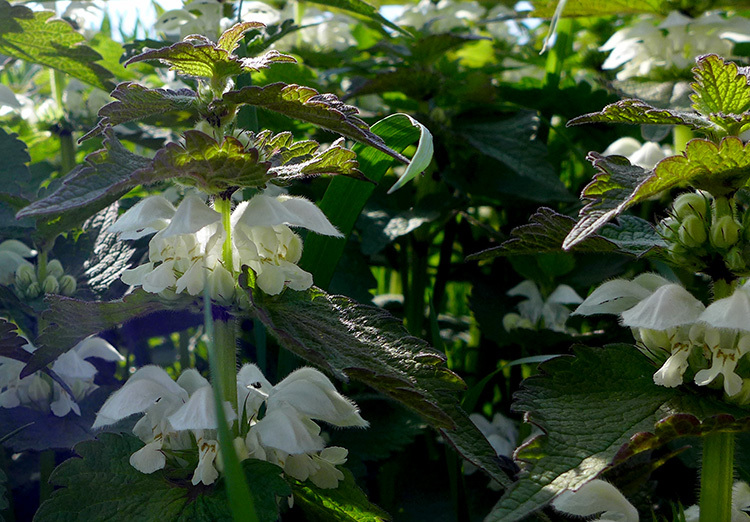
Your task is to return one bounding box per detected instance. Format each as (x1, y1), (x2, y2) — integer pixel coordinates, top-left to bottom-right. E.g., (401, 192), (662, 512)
(25, 281), (41, 299)
(710, 216), (741, 250)
(726, 246), (747, 273)
(673, 192), (707, 221)
(59, 274), (77, 296)
(502, 313), (522, 332)
(678, 215), (707, 248)
(15, 263), (36, 287)
(712, 196), (734, 221)
(46, 259), (64, 279)
(638, 328), (671, 353)
(42, 275), (60, 295)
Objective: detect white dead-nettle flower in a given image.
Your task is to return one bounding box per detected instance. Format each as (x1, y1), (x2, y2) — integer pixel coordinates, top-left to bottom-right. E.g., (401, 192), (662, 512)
(396, 0), (484, 33)
(110, 193), (341, 298)
(600, 11), (750, 80)
(155, 0), (229, 40)
(602, 137), (673, 170)
(503, 281), (582, 333)
(552, 479), (639, 522)
(0, 336), (123, 417)
(573, 273), (672, 317)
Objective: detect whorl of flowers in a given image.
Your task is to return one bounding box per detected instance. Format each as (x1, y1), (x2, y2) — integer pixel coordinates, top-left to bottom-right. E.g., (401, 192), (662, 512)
(93, 364), (367, 488)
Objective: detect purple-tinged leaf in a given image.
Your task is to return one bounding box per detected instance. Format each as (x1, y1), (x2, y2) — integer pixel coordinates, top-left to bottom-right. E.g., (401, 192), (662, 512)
(268, 138), (365, 182)
(223, 83), (409, 163)
(81, 82), (197, 141)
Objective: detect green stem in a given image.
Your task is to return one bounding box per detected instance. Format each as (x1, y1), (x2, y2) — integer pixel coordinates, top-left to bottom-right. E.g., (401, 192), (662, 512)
(214, 196), (234, 275)
(213, 316), (238, 417)
(699, 431), (734, 522)
(673, 126), (694, 153)
(39, 450), (55, 504)
(294, 0), (305, 48)
(178, 330), (192, 370)
(404, 238), (429, 337)
(58, 130), (75, 175)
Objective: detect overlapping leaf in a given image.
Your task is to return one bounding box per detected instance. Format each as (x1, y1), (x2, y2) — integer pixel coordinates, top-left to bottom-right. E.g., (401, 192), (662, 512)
(223, 83), (408, 163)
(268, 138), (363, 181)
(35, 433), (290, 522)
(530, 0), (674, 17)
(81, 82), (198, 141)
(247, 283), (511, 488)
(567, 98), (715, 132)
(691, 54), (750, 135)
(23, 290), (197, 377)
(0, 0), (114, 90)
(0, 318), (27, 362)
(486, 344), (750, 522)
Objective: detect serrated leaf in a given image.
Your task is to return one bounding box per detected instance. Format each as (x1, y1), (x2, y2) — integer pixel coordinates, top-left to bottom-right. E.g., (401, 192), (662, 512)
(35, 433), (289, 522)
(247, 283), (511, 488)
(16, 130), (152, 222)
(268, 138), (364, 182)
(466, 207), (619, 261)
(23, 290), (197, 377)
(81, 82), (197, 141)
(291, 468), (390, 522)
(307, 0), (411, 37)
(531, 0), (665, 17)
(691, 54), (750, 134)
(598, 215), (666, 257)
(217, 21), (265, 53)
(567, 98), (715, 132)
(0, 0), (114, 91)
(486, 344), (750, 522)
(563, 153), (652, 250)
(0, 318), (27, 362)
(223, 83), (408, 163)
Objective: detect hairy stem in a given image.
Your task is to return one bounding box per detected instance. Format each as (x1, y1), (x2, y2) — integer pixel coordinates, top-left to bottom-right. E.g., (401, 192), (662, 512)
(699, 431), (734, 522)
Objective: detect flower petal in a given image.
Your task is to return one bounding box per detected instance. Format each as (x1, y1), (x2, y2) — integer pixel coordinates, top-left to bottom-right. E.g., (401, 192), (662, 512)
(160, 195), (221, 238)
(621, 284), (705, 330)
(253, 404), (325, 454)
(108, 196), (176, 239)
(73, 337), (124, 362)
(552, 479), (639, 522)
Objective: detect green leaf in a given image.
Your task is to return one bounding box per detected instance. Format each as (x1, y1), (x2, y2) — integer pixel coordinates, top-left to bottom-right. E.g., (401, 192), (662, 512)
(386, 115), (432, 194)
(466, 207), (619, 261)
(222, 83), (408, 164)
(691, 54), (750, 134)
(567, 98), (716, 132)
(531, 0), (664, 17)
(217, 21), (265, 53)
(299, 113), (427, 288)
(124, 33), (295, 81)
(35, 433), (289, 522)
(291, 468), (390, 522)
(246, 284), (511, 488)
(562, 153), (652, 250)
(0, 0), (114, 91)
(0, 318), (27, 362)
(81, 82), (198, 141)
(306, 0), (411, 37)
(486, 344), (750, 522)
(598, 215), (666, 257)
(23, 290), (197, 377)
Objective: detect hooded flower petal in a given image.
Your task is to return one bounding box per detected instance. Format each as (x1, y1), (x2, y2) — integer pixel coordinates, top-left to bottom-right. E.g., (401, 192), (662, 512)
(573, 276), (665, 316)
(73, 337), (124, 363)
(108, 196), (176, 240)
(160, 195), (221, 238)
(552, 479), (639, 522)
(168, 386), (237, 431)
(232, 194), (341, 236)
(700, 285), (750, 331)
(621, 284), (705, 330)
(253, 403), (325, 454)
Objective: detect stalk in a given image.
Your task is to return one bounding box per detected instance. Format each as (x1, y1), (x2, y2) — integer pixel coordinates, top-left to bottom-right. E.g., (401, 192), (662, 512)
(214, 195), (234, 274)
(213, 313), (238, 420)
(699, 431), (734, 522)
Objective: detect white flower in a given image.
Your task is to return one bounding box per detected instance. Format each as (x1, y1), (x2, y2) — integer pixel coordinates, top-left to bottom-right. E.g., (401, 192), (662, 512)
(573, 273), (672, 316)
(193, 437), (220, 486)
(284, 446), (348, 489)
(155, 0), (228, 40)
(699, 284), (750, 331)
(505, 280), (582, 332)
(694, 328), (746, 396)
(552, 479), (639, 522)
(396, 0), (484, 33)
(620, 284), (705, 330)
(468, 412), (518, 461)
(602, 137), (672, 170)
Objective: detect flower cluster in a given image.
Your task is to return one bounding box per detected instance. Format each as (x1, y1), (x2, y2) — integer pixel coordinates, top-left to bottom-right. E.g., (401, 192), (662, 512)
(110, 192), (341, 299)
(93, 363), (367, 488)
(601, 137), (672, 171)
(0, 336), (123, 417)
(502, 280), (582, 333)
(600, 11), (750, 80)
(575, 274), (750, 399)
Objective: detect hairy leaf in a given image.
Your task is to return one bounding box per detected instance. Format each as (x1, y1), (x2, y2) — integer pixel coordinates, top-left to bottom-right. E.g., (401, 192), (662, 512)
(487, 344), (750, 522)
(691, 54), (750, 134)
(35, 433), (289, 522)
(81, 82), (198, 141)
(217, 21), (265, 53)
(567, 98), (715, 132)
(223, 83), (408, 163)
(23, 290), (197, 377)
(598, 215), (666, 257)
(0, 1), (114, 90)
(268, 138), (364, 181)
(563, 153), (652, 250)
(531, 0), (668, 17)
(291, 469), (390, 522)
(247, 284), (511, 488)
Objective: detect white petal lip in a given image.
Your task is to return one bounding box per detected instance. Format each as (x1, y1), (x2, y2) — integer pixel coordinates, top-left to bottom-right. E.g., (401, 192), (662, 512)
(620, 284), (705, 330)
(160, 195), (221, 238)
(108, 196), (176, 239)
(699, 287), (750, 331)
(129, 439), (166, 474)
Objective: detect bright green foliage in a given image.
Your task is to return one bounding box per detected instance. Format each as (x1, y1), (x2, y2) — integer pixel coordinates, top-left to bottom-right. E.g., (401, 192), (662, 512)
(306, 0), (411, 36)
(691, 54), (750, 135)
(34, 434), (290, 522)
(23, 290), (195, 376)
(531, 0), (705, 17)
(0, 0), (114, 91)
(247, 284), (511, 488)
(290, 469), (390, 522)
(216, 21), (266, 53)
(81, 82), (198, 141)
(223, 84), (408, 163)
(568, 98), (715, 131)
(487, 345), (750, 522)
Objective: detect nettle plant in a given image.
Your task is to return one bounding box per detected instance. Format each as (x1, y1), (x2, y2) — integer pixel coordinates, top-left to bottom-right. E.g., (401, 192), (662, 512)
(484, 53), (750, 520)
(0, 18), (503, 522)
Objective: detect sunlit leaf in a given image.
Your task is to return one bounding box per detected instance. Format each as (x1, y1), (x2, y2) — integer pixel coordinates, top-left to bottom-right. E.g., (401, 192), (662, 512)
(567, 98), (715, 131)
(217, 21), (265, 53)
(223, 83), (408, 163)
(306, 0), (411, 36)
(0, 0), (114, 90)
(691, 54), (750, 135)
(386, 115), (433, 194)
(531, 0), (665, 17)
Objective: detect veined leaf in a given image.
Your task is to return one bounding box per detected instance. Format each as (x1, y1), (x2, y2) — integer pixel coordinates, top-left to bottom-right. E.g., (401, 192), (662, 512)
(35, 434), (290, 522)
(567, 98), (716, 132)
(691, 54), (750, 135)
(23, 290), (197, 377)
(267, 138), (364, 181)
(306, 0), (412, 37)
(290, 469), (390, 522)
(81, 82), (198, 141)
(217, 21), (265, 53)
(247, 283), (511, 488)
(223, 83), (408, 163)
(486, 344), (750, 522)
(0, 0), (114, 90)
(531, 0), (664, 17)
